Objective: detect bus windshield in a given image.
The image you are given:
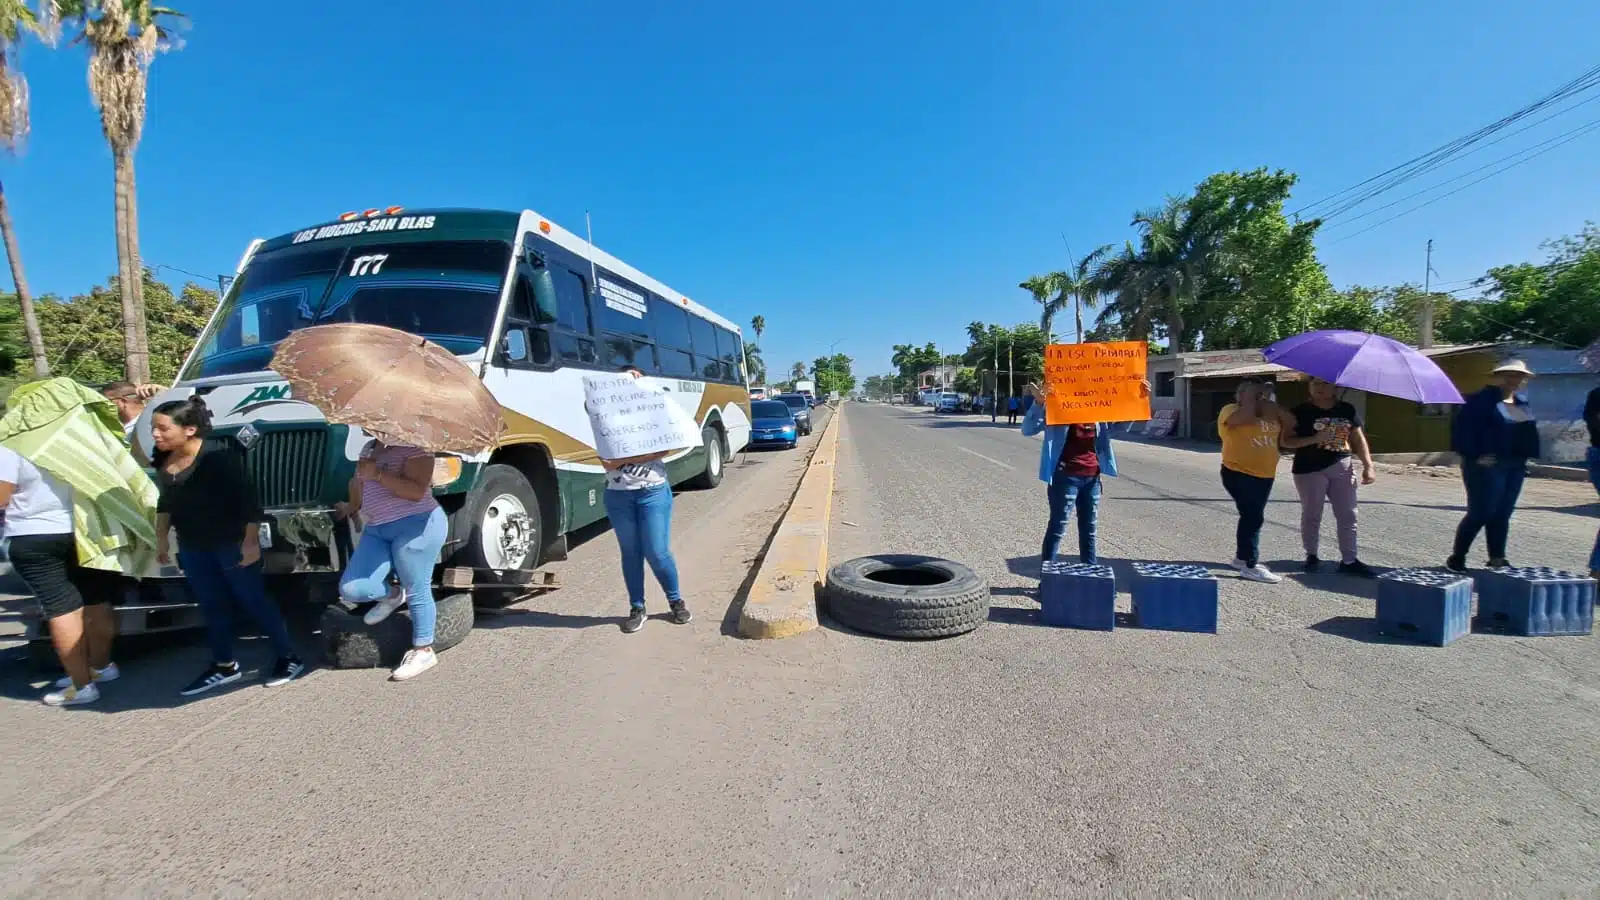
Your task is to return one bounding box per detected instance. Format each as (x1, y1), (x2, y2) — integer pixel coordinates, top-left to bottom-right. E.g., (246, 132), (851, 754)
(181, 239), (513, 380)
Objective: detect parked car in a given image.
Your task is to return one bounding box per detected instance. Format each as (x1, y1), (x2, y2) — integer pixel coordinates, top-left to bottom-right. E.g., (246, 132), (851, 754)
(775, 393), (814, 435)
(749, 400), (800, 449)
(935, 392), (961, 413)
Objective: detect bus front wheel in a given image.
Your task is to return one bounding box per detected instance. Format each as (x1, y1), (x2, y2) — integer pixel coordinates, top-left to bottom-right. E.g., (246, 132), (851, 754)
(691, 425), (725, 490)
(449, 464), (543, 573)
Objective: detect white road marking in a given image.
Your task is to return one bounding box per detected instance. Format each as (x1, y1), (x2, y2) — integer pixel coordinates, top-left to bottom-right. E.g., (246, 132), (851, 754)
(957, 446), (1015, 470)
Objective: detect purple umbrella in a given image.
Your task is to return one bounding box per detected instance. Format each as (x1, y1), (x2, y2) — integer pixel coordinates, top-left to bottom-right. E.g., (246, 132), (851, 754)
(1263, 330), (1465, 404)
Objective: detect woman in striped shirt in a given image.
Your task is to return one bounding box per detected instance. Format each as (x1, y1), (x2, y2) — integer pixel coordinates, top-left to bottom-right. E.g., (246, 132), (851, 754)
(338, 440), (448, 681)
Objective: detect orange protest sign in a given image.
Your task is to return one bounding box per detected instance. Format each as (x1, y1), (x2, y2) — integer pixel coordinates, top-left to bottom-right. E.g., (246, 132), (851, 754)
(1043, 341), (1150, 426)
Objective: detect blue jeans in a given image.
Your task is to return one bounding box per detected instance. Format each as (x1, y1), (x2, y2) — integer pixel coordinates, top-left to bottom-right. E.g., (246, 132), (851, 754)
(1043, 474), (1101, 564)
(1588, 448), (1600, 572)
(604, 484), (681, 610)
(340, 507), (448, 646)
(178, 546), (295, 665)
(1452, 461), (1526, 562)
(1221, 467), (1274, 567)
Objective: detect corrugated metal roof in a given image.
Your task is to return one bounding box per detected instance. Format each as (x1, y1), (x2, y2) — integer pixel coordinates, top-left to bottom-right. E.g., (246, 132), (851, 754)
(1178, 362), (1296, 379)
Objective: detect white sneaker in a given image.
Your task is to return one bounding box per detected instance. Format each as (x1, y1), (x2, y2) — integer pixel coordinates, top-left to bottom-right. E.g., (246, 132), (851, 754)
(363, 587), (408, 625)
(43, 681), (101, 707)
(54, 662), (121, 689)
(1240, 564), (1283, 584)
(390, 648), (437, 682)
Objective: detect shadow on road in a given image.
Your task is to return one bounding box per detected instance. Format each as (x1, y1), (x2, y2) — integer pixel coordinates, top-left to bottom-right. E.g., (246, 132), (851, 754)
(1259, 559), (1383, 600)
(1308, 615), (1442, 646)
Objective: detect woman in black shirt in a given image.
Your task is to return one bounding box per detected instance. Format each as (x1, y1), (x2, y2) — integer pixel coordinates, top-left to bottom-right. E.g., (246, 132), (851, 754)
(1281, 378), (1376, 576)
(152, 397), (304, 696)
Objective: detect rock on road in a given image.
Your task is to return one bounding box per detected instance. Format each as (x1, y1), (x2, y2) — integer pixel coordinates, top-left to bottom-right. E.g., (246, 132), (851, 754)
(1, 401), (1597, 896)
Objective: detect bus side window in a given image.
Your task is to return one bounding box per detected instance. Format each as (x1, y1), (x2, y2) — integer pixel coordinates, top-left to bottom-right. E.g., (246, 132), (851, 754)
(502, 277), (551, 367)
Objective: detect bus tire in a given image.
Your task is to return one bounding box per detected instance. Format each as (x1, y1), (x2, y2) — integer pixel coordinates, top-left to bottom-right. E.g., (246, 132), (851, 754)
(691, 424), (725, 490)
(319, 592), (475, 669)
(447, 464), (543, 573)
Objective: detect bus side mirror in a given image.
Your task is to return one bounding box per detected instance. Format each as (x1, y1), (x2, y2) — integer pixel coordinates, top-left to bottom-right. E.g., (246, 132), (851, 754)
(530, 269), (558, 324)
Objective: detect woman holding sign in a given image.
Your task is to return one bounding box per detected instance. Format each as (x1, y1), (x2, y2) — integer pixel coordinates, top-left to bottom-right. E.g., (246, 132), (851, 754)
(1021, 378), (1150, 565)
(597, 366), (691, 634)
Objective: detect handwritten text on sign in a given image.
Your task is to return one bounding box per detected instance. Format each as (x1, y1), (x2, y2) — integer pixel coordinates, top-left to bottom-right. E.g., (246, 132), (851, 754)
(583, 374), (699, 461)
(1044, 341), (1150, 426)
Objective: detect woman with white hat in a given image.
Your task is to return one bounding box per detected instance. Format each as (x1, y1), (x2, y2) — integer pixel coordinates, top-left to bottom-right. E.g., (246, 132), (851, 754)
(1446, 360), (1540, 572)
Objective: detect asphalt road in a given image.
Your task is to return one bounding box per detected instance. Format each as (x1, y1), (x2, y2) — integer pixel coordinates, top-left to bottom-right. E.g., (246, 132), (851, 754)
(824, 402), (1600, 895)
(3, 401), (1597, 896)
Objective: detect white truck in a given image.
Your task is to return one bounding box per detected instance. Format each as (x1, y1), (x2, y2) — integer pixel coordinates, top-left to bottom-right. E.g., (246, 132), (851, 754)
(794, 379), (816, 403)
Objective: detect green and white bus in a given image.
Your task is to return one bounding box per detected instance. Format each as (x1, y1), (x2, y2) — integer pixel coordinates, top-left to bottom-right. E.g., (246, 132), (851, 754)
(140, 207), (752, 589)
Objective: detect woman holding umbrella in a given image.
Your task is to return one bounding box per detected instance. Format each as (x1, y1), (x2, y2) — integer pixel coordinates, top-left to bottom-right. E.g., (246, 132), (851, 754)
(1281, 377), (1377, 576)
(270, 322), (507, 680)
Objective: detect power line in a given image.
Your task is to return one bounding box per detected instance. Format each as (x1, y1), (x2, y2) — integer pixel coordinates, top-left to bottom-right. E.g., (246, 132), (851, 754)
(1323, 119), (1600, 244)
(1319, 115), (1600, 228)
(1292, 64), (1600, 220)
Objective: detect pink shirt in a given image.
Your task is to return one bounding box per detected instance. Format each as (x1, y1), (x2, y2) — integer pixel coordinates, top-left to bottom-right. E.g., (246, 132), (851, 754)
(359, 443), (439, 526)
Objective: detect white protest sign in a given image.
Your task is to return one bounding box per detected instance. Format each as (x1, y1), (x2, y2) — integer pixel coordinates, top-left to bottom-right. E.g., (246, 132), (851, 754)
(583, 374), (700, 461)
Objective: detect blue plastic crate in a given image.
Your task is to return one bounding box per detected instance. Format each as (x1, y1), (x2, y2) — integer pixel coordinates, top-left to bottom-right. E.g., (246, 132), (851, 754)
(1130, 563), (1218, 633)
(1375, 568), (1472, 646)
(1475, 567), (1595, 636)
(1039, 562), (1116, 630)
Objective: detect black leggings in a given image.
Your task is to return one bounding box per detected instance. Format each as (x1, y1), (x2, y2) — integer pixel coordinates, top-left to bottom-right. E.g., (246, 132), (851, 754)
(9, 533), (118, 619)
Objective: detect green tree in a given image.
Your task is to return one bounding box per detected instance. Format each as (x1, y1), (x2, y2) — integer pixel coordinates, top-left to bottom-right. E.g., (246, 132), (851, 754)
(789, 360), (807, 382)
(742, 341), (765, 385)
(1, 0), (52, 377)
(1040, 244), (1112, 344)
(889, 341), (940, 384)
(952, 367), (979, 396)
(1445, 224), (1599, 347)
(35, 271), (217, 384)
(1019, 273), (1067, 343)
(59, 0), (186, 383)
(811, 353), (855, 396)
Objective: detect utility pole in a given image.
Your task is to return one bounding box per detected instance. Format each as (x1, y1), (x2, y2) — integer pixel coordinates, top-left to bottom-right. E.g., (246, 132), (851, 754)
(1421, 239), (1436, 349)
(1007, 338), (1014, 399)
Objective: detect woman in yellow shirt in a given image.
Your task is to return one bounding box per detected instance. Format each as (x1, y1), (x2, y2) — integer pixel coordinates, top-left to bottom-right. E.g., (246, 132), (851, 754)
(1217, 379), (1293, 583)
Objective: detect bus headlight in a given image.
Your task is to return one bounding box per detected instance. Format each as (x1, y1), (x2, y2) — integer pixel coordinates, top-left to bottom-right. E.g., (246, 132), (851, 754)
(432, 456), (463, 487)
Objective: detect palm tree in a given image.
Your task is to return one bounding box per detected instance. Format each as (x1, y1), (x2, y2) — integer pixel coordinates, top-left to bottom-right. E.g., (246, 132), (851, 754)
(1042, 244), (1112, 344)
(1089, 241), (1153, 341)
(60, 0), (185, 383)
(1, 0), (52, 377)
(750, 315), (765, 345)
(1019, 272), (1068, 343)
(1125, 196), (1222, 353)
(789, 360), (807, 382)
(742, 341), (765, 385)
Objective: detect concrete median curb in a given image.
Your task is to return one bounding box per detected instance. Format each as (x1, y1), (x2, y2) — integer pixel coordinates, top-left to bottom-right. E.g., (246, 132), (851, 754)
(736, 405), (842, 639)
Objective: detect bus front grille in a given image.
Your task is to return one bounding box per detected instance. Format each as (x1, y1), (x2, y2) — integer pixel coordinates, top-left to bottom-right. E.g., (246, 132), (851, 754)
(243, 429), (328, 508)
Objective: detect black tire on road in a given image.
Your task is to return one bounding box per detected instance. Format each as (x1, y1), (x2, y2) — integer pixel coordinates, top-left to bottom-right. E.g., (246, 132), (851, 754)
(319, 591), (475, 669)
(445, 463), (543, 572)
(823, 555), (989, 639)
(691, 424), (725, 490)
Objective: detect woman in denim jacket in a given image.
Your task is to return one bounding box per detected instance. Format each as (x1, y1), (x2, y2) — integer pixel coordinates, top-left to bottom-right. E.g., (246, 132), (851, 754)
(1020, 379), (1149, 565)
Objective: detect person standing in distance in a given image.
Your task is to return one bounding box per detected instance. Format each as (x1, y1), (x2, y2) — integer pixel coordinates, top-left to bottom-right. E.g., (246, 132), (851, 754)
(1447, 361), (1540, 571)
(151, 397), (305, 695)
(1282, 377), (1377, 576)
(598, 366), (690, 634)
(1218, 379), (1292, 583)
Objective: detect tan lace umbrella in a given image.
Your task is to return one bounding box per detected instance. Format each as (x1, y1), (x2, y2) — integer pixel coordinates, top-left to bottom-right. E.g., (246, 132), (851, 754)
(269, 323), (504, 453)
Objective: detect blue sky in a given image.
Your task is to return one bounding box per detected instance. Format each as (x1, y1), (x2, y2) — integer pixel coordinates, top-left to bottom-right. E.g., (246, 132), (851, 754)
(5, 0), (1598, 378)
